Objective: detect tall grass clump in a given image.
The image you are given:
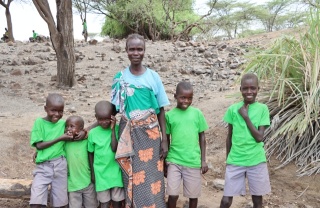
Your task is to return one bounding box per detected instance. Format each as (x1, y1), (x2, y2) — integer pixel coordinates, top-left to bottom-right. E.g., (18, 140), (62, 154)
(243, 9), (320, 176)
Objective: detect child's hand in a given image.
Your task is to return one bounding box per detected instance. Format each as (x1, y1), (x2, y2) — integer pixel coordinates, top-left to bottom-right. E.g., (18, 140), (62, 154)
(73, 130), (87, 141)
(238, 104), (249, 118)
(110, 115), (117, 129)
(32, 152), (37, 164)
(201, 161), (209, 174)
(61, 132), (74, 141)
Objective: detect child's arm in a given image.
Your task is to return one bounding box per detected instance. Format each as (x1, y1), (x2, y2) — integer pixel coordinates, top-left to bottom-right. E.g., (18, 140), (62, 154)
(110, 115), (118, 152)
(226, 124), (233, 158)
(238, 104), (266, 142)
(199, 132), (208, 174)
(88, 152), (95, 184)
(34, 133), (73, 150)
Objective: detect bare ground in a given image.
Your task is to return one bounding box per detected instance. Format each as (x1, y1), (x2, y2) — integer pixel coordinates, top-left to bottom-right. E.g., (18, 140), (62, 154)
(0, 29), (319, 207)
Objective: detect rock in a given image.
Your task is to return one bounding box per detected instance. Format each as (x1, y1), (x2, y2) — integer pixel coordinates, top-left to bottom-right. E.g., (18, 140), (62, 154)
(212, 179), (225, 190)
(10, 69), (23, 76)
(10, 83), (22, 90)
(113, 45), (121, 53)
(0, 178), (32, 199)
(88, 39), (98, 45)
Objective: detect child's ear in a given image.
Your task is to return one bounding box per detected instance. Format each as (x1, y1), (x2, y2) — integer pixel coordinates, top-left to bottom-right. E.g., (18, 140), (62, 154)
(239, 87), (242, 91)
(174, 93), (177, 99)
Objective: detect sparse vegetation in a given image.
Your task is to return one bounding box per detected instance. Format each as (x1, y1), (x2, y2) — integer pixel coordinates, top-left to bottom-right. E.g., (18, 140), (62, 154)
(243, 8), (320, 176)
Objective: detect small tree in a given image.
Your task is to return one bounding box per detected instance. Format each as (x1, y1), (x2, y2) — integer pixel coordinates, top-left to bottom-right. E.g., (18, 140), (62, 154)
(0, 0), (15, 41)
(33, 0), (75, 88)
(72, 0), (90, 42)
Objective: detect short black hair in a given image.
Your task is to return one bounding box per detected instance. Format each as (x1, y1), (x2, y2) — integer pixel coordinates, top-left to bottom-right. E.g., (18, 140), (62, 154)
(176, 81), (193, 94)
(240, 73), (259, 86)
(66, 116), (84, 129)
(45, 93), (64, 106)
(95, 100), (113, 116)
(126, 33), (145, 50)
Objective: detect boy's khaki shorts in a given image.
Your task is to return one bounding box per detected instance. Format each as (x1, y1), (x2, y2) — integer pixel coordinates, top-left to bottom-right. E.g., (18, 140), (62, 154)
(30, 156), (68, 207)
(166, 162), (201, 198)
(97, 187), (125, 203)
(68, 183), (98, 208)
(223, 162), (271, 196)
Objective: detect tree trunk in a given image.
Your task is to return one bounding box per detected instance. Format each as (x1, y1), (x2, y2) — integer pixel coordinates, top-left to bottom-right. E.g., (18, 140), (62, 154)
(5, 8), (14, 41)
(55, 0), (75, 87)
(33, 0), (75, 88)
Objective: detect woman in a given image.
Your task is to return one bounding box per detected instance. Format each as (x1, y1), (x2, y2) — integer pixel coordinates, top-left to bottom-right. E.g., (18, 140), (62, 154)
(111, 33), (169, 208)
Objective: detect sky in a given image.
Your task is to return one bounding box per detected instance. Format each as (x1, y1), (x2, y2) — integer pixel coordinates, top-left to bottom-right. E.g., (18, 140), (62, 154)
(0, 0), (267, 41)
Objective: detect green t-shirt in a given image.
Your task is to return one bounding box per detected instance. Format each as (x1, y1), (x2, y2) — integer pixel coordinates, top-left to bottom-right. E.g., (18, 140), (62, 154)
(30, 118), (66, 163)
(224, 101), (270, 166)
(33, 32), (37, 39)
(87, 125), (123, 192)
(165, 106), (209, 168)
(65, 140), (91, 192)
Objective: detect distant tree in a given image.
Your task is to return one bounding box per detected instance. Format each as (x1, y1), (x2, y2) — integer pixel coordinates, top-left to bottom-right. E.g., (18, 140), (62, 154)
(208, 0), (257, 39)
(254, 0), (295, 32)
(72, 0), (90, 41)
(33, 0), (75, 88)
(0, 0), (15, 41)
(90, 0), (217, 41)
(303, 0), (320, 8)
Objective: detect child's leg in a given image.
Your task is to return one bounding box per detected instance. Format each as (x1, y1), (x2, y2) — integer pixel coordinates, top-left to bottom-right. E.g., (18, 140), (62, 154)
(220, 196), (233, 208)
(181, 166), (201, 207)
(111, 200), (123, 208)
(30, 205), (46, 208)
(247, 163), (271, 193)
(189, 198), (198, 208)
(100, 201), (110, 208)
(30, 164), (52, 207)
(50, 157), (68, 208)
(168, 195), (179, 208)
(82, 183), (98, 208)
(97, 190), (111, 208)
(166, 163), (183, 208)
(110, 187), (125, 208)
(252, 195), (262, 208)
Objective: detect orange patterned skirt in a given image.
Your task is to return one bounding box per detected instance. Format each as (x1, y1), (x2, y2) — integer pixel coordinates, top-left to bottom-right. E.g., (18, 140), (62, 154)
(116, 112), (166, 208)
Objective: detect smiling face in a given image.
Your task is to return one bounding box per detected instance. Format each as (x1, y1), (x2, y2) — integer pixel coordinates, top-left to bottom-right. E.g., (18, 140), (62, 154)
(175, 88), (193, 110)
(126, 38), (145, 66)
(240, 77), (259, 105)
(44, 100), (64, 123)
(65, 116), (84, 137)
(96, 111), (112, 129)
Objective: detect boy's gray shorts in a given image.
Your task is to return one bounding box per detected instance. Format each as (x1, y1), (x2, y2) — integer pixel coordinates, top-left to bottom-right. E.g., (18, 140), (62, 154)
(68, 183), (98, 208)
(30, 156), (68, 207)
(166, 162), (202, 198)
(223, 162), (271, 196)
(97, 187), (125, 203)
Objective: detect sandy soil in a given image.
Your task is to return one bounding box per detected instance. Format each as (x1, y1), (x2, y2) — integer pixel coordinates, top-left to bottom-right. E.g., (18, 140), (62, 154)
(0, 29), (319, 208)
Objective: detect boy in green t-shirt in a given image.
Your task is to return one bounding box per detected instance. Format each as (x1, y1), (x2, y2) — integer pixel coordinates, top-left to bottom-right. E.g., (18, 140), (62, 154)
(219, 73), (271, 208)
(165, 81), (209, 208)
(64, 115), (98, 208)
(88, 101), (124, 208)
(30, 93), (81, 208)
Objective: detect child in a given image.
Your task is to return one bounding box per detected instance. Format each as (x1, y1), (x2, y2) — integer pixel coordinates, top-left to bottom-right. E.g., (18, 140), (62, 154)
(30, 93), (76, 208)
(165, 81), (209, 208)
(88, 101), (124, 208)
(64, 115), (98, 208)
(219, 73), (271, 208)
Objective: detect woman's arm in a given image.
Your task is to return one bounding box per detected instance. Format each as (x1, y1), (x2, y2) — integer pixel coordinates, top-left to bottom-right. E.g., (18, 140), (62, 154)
(157, 107), (168, 160)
